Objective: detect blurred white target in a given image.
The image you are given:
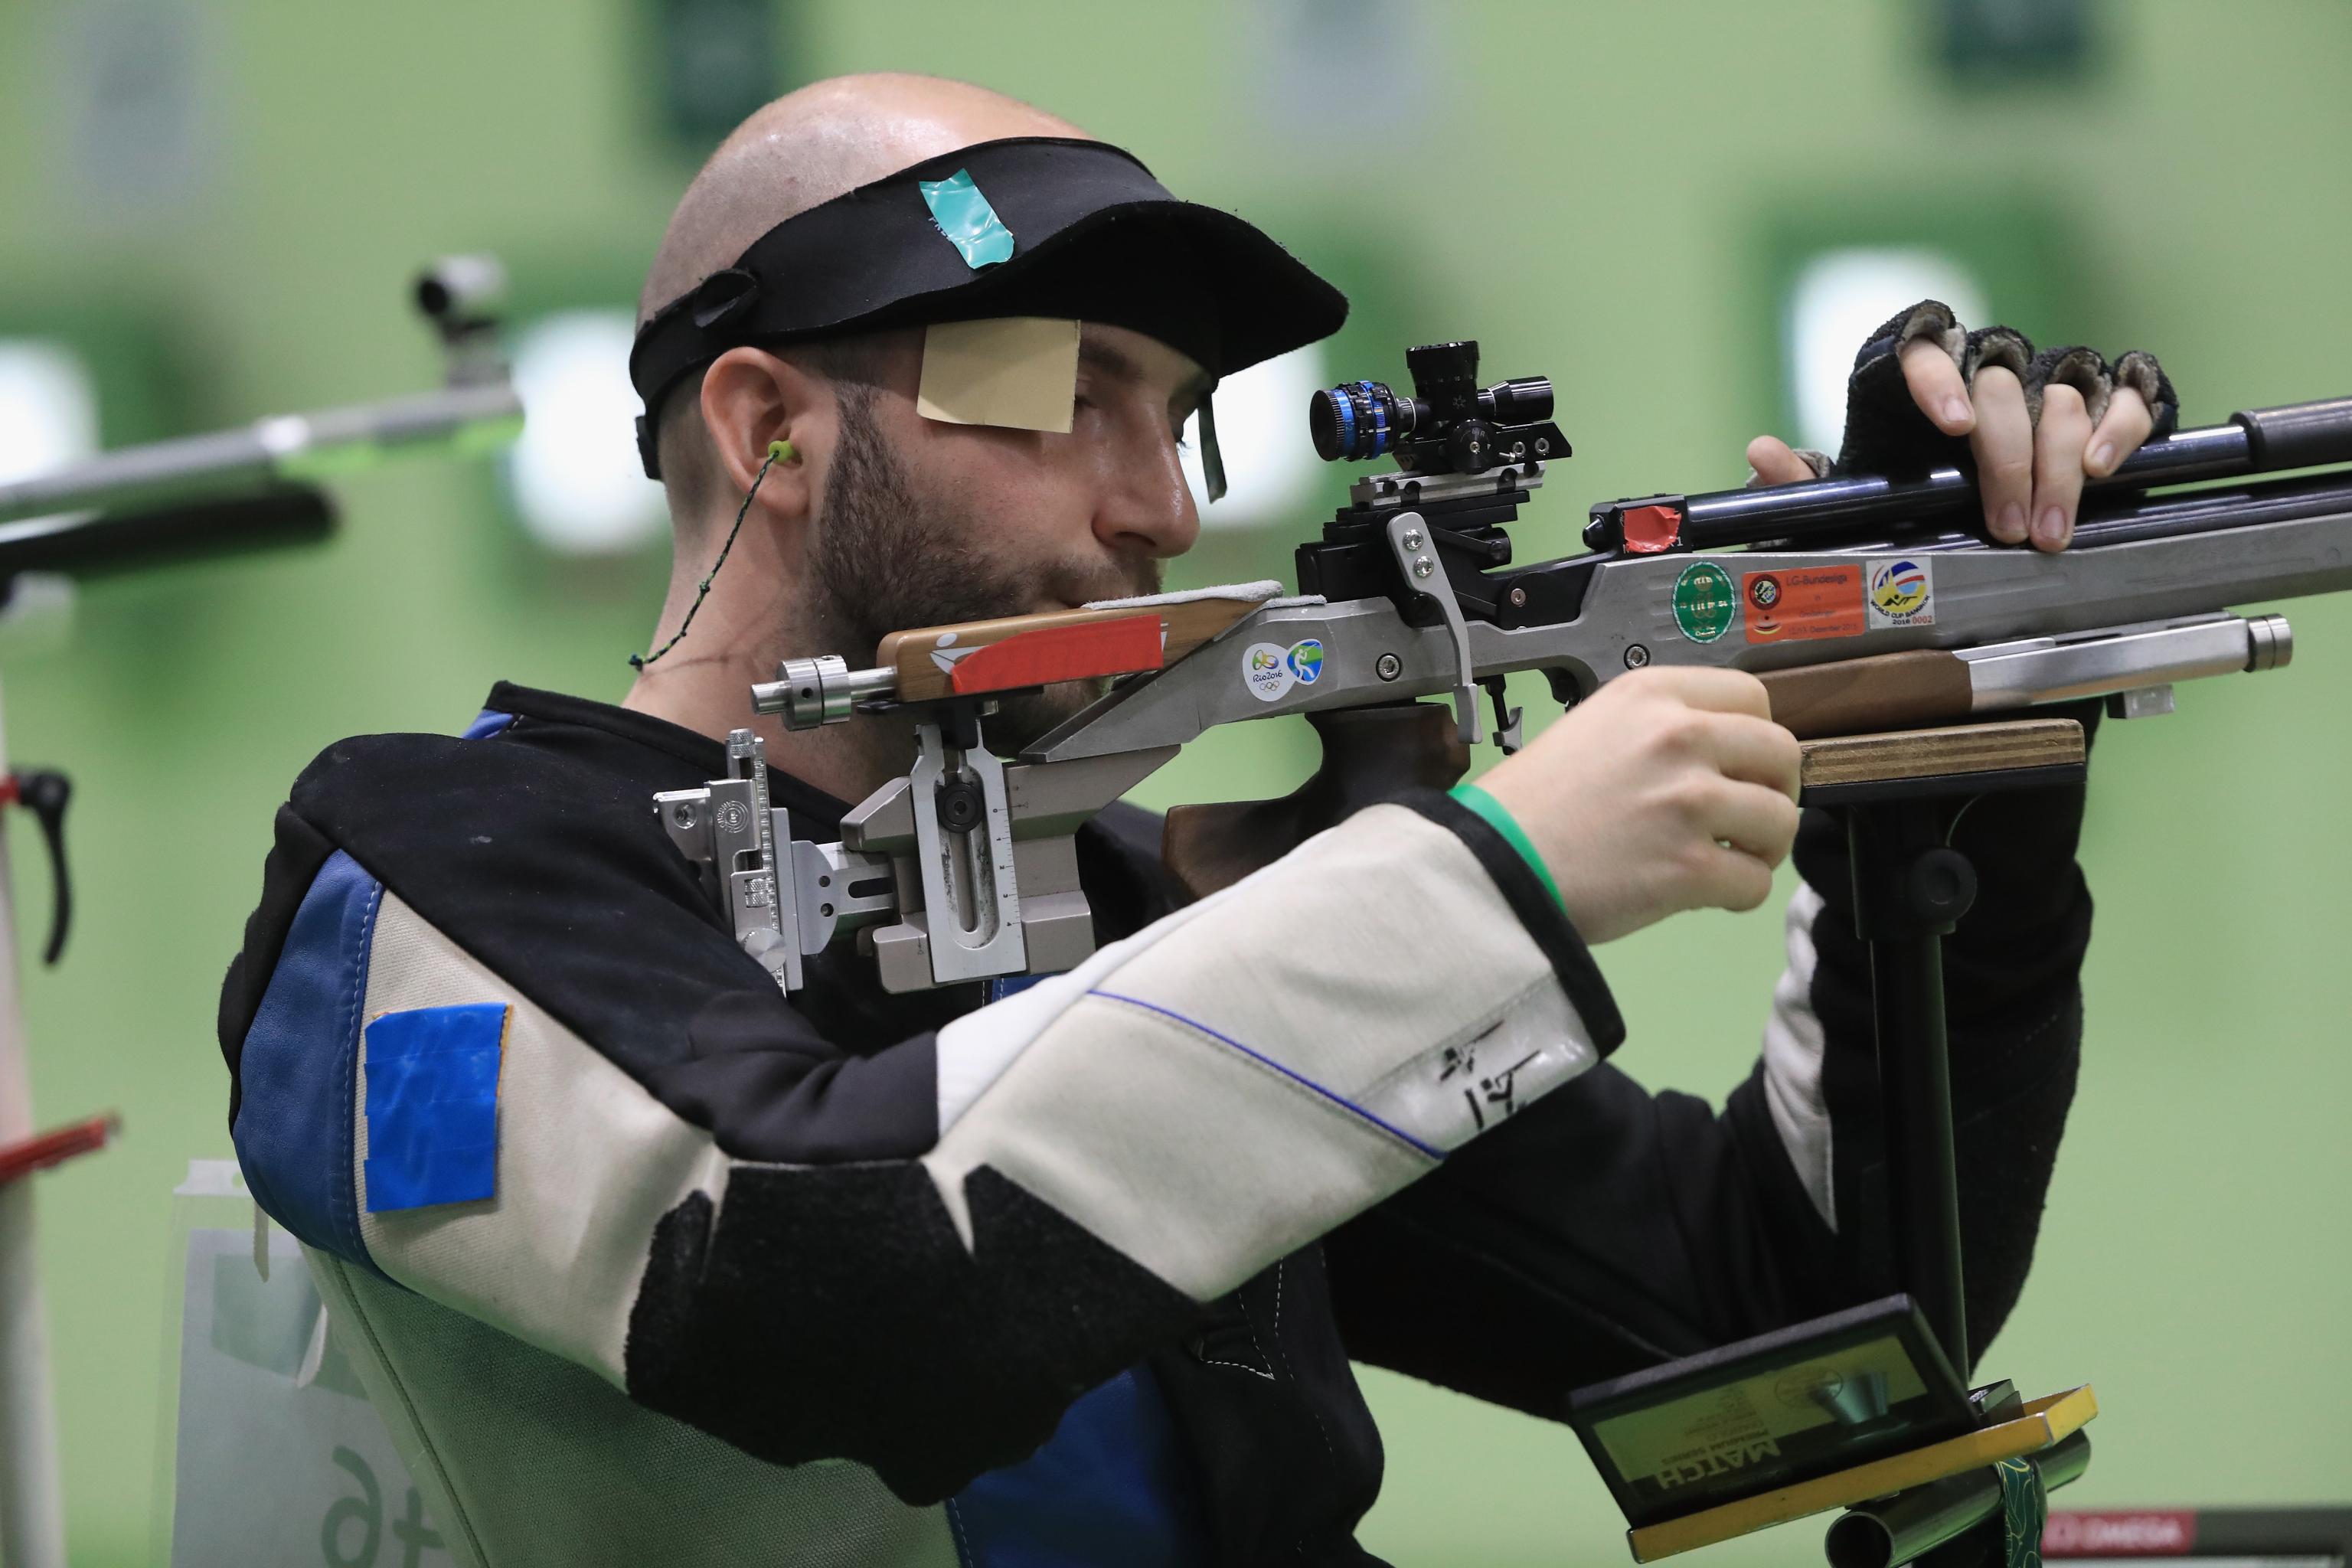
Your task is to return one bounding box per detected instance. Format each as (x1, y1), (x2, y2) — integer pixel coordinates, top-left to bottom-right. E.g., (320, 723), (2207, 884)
(0, 341), (100, 485)
(1181, 342), (1331, 529)
(504, 309), (669, 555)
(1786, 250), (1989, 456)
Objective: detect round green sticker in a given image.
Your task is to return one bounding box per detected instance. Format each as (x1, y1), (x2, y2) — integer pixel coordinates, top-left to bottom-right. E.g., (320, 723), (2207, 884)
(1671, 561), (1737, 643)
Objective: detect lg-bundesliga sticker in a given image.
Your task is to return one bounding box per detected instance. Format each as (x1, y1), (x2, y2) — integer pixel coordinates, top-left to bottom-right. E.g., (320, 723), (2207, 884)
(1242, 638), (1326, 701)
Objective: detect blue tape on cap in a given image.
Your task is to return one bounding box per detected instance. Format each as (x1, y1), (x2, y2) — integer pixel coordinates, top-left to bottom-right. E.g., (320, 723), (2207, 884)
(361, 1001), (507, 1212)
(918, 168), (1016, 270)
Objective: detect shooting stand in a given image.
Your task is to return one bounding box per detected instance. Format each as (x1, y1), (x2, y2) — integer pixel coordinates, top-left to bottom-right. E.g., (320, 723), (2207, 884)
(1800, 715), (2086, 1385)
(1592, 716), (2099, 1565)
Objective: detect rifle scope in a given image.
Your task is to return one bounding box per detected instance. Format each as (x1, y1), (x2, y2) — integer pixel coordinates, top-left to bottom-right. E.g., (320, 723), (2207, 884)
(1308, 340), (1558, 473)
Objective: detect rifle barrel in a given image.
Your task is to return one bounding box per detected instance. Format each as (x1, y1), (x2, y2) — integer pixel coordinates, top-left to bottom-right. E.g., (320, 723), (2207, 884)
(1623, 396), (2352, 554)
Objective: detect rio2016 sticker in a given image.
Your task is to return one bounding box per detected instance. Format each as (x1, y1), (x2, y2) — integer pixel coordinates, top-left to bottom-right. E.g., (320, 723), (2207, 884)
(1865, 557), (1935, 629)
(1243, 638), (1328, 702)
(1671, 561), (1739, 643)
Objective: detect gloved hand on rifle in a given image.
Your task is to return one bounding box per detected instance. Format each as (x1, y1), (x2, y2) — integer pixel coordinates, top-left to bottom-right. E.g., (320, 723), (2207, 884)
(1475, 301), (2180, 947)
(1746, 299), (2177, 552)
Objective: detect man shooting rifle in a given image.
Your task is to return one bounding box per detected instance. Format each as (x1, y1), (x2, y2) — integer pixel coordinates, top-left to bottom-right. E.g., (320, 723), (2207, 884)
(217, 72), (2170, 1564)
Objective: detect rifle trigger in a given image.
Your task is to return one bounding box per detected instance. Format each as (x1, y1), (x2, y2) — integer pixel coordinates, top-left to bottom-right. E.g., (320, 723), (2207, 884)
(1484, 679), (1523, 756)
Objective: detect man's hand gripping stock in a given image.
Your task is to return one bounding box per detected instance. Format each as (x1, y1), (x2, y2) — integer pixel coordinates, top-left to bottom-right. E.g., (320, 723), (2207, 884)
(1481, 301), (2174, 946)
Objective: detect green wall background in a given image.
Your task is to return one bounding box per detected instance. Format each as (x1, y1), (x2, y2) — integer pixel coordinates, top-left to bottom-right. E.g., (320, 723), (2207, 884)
(0, 2), (2346, 1561)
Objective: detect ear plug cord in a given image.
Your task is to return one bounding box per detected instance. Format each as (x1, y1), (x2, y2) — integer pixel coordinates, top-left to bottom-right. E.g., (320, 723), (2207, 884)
(631, 439), (795, 671)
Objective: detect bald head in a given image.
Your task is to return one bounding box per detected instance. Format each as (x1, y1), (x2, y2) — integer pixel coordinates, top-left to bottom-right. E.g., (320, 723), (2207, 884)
(641, 75), (1089, 521)
(641, 74), (1086, 324)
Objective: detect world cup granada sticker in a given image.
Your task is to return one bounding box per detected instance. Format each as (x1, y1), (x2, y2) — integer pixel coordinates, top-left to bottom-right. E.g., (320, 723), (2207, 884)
(1671, 561), (1739, 643)
(1865, 557), (1935, 629)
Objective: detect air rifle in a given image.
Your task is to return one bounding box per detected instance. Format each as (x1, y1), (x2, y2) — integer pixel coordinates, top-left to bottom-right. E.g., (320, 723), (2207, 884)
(655, 339), (2352, 996)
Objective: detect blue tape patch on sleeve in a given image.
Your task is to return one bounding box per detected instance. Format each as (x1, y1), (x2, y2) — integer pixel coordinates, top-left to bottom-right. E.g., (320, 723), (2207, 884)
(361, 1001), (508, 1212)
(917, 168), (1015, 269)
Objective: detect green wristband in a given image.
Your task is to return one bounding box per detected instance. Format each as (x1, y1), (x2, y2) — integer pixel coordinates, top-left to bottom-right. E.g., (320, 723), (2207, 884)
(1449, 782), (1566, 914)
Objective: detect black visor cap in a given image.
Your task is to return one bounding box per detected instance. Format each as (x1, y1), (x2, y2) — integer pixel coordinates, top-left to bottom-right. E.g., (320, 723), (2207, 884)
(629, 137), (1349, 459)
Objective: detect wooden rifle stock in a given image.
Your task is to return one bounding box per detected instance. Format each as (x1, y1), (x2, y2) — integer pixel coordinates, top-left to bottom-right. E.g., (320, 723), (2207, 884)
(1756, 651), (1975, 740)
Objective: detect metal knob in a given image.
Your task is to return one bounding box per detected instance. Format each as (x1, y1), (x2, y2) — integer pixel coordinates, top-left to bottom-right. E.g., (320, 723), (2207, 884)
(2245, 612), (2293, 672)
(754, 655), (851, 729)
(750, 655), (900, 727)
(1903, 847), (1978, 929)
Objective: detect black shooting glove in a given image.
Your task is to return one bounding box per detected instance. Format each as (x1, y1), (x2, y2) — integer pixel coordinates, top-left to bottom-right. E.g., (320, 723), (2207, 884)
(1815, 299), (2178, 480)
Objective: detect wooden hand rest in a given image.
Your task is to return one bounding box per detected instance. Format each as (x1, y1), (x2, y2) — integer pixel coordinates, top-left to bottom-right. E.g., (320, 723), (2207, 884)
(875, 594), (1263, 704)
(1798, 717), (2083, 793)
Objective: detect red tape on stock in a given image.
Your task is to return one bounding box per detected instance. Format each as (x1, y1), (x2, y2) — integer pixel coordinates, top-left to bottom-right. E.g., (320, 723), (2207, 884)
(947, 615), (1165, 695)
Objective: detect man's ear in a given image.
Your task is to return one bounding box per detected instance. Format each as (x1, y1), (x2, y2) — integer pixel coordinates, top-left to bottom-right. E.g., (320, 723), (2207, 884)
(698, 346), (828, 518)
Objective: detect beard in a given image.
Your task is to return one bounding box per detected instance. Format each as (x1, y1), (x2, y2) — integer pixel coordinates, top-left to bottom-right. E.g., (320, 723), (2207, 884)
(806, 388), (1163, 749)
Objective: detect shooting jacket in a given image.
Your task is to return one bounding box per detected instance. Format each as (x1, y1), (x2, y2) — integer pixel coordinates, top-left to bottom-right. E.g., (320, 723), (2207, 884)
(217, 682), (2092, 1567)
